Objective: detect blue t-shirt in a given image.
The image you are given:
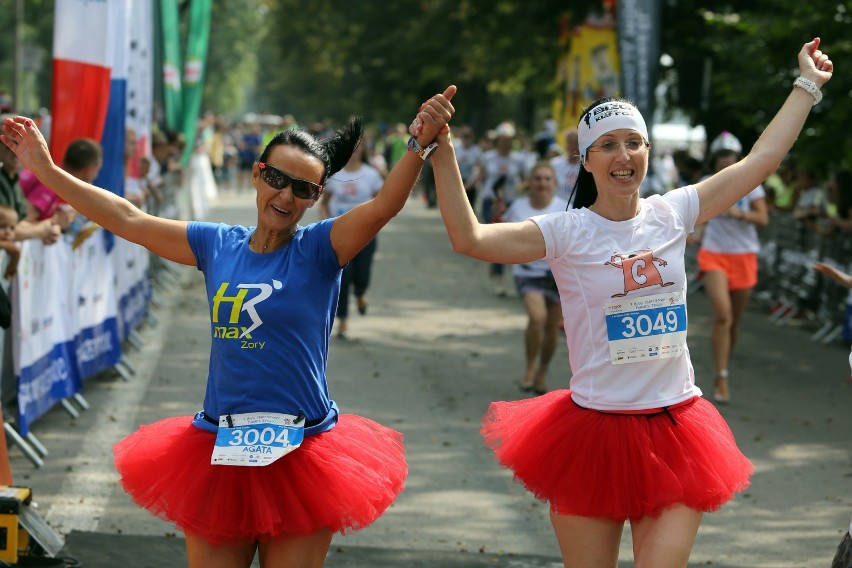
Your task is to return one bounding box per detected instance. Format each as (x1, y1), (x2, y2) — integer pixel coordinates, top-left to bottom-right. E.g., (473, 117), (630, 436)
(187, 219), (341, 435)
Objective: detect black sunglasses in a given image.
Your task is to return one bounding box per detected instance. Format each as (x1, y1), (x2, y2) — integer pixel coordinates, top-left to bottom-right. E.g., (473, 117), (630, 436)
(257, 162), (324, 200)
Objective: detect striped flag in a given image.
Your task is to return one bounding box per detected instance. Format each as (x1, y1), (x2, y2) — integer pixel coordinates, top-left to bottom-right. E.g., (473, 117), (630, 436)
(50, 0), (114, 165)
(93, 0), (131, 197)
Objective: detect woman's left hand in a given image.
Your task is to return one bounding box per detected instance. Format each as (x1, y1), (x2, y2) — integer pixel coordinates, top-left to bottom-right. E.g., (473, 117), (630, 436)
(409, 85), (457, 143)
(1, 116), (55, 176)
(799, 37), (833, 87)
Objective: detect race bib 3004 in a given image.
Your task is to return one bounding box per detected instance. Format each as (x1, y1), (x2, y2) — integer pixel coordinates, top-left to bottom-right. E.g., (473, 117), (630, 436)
(211, 411), (305, 466)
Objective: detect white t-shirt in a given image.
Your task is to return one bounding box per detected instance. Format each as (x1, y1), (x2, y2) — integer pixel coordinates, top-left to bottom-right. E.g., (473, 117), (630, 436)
(325, 164), (384, 217)
(478, 150), (527, 202)
(504, 195), (569, 278)
(533, 185), (703, 410)
(701, 184), (766, 254)
(453, 141), (482, 184)
(549, 155), (581, 204)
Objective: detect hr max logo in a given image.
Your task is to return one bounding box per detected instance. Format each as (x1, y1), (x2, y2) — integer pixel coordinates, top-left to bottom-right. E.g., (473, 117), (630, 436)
(211, 280), (283, 341)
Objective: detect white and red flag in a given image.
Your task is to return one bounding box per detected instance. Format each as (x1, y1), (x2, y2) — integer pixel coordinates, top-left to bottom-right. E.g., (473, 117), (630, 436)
(50, 0), (113, 164)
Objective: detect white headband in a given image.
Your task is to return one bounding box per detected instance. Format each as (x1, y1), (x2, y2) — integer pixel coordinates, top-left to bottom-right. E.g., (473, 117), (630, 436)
(578, 101), (649, 159)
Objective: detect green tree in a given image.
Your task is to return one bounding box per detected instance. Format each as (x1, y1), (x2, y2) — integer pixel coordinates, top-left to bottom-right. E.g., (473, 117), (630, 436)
(662, 0), (852, 170)
(202, 0), (269, 118)
(0, 0), (54, 114)
(256, 0), (585, 133)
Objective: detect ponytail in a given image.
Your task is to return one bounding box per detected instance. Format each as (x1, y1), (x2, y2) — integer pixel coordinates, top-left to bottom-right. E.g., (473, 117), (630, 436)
(258, 116), (364, 184)
(323, 116), (363, 178)
(571, 167), (597, 209)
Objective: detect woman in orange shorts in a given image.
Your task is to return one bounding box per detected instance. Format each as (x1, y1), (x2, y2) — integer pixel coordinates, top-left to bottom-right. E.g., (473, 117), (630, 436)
(695, 132), (769, 403)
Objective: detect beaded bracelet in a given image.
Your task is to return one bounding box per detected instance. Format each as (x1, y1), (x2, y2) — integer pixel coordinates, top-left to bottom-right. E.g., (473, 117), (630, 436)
(793, 76), (822, 105)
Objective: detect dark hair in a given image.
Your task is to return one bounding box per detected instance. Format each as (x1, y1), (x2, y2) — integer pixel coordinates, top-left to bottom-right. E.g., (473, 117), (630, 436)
(570, 96), (636, 210)
(258, 116), (363, 184)
(708, 148), (739, 173)
(63, 138), (102, 171)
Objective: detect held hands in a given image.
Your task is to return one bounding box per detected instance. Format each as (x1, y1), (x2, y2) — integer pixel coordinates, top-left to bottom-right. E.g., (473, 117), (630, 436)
(38, 220), (61, 246)
(409, 85), (457, 145)
(0, 116), (55, 175)
(799, 38), (833, 87)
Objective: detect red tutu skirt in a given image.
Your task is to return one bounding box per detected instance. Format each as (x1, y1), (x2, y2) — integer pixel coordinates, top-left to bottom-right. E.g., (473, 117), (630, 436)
(113, 414), (407, 544)
(482, 390), (752, 521)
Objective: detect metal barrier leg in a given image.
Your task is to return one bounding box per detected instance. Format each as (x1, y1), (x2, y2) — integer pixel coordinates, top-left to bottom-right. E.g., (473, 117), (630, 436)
(127, 330), (145, 351)
(4, 424), (43, 468)
(24, 432), (48, 458)
(820, 325), (844, 345)
(687, 278), (703, 296)
(72, 393), (90, 411)
(768, 301), (793, 323)
(162, 262), (182, 278)
(60, 399), (80, 419)
(146, 311), (160, 327)
(114, 362), (132, 382)
(118, 357), (136, 376)
(810, 321), (834, 342)
(775, 306), (800, 326)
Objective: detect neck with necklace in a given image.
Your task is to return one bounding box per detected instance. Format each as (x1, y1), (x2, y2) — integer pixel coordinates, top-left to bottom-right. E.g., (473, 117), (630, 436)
(250, 228), (296, 252)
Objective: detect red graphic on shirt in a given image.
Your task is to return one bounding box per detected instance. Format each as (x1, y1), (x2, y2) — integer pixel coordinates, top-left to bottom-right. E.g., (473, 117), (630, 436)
(604, 250), (675, 298)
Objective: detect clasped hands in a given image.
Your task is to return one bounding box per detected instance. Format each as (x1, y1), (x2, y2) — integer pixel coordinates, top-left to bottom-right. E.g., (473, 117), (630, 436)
(409, 85), (457, 144)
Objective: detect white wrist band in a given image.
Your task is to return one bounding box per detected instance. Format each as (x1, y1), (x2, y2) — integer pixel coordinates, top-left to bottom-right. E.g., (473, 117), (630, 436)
(793, 76), (822, 105)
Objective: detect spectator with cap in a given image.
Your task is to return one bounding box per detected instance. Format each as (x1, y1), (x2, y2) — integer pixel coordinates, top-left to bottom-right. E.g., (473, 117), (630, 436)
(692, 131), (769, 403)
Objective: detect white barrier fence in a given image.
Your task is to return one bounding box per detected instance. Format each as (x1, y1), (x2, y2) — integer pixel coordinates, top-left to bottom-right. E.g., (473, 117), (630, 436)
(11, 228), (151, 441)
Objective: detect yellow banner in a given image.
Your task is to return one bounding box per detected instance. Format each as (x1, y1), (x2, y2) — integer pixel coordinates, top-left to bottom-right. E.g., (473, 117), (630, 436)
(553, 20), (621, 135)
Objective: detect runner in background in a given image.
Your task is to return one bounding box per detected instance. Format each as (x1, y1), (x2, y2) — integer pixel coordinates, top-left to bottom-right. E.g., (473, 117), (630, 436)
(503, 162), (568, 396)
(319, 138), (384, 339)
(692, 132), (769, 403)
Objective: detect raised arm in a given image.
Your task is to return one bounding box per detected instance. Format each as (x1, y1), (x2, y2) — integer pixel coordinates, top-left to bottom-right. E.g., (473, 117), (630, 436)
(329, 86), (456, 265)
(1, 117), (194, 265)
(431, 131), (546, 265)
(695, 38), (833, 225)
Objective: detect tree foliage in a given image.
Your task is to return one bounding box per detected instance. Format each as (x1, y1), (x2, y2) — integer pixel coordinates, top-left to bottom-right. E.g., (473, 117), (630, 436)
(661, 0), (852, 170)
(202, 0), (269, 117)
(253, 0), (582, 132)
(3, 1), (848, 171)
(0, 0), (54, 114)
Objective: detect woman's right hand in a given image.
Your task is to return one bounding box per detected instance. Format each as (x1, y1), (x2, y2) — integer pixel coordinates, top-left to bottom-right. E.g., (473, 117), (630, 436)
(1, 116), (56, 176)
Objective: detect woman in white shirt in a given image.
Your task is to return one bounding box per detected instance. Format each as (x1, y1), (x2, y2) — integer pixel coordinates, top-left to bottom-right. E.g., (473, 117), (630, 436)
(693, 132), (769, 403)
(423, 39), (832, 567)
